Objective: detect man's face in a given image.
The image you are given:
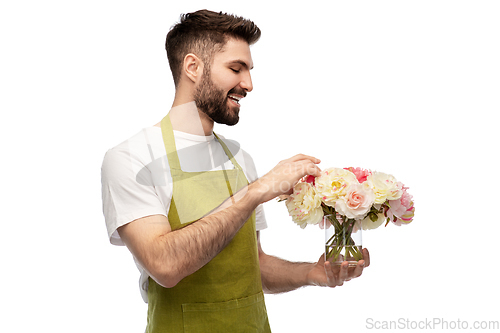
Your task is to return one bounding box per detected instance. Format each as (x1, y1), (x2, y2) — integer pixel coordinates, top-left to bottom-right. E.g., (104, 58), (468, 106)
(194, 38), (254, 126)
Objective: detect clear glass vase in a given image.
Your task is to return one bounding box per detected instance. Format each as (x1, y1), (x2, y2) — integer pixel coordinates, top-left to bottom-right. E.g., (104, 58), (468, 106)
(324, 214), (363, 267)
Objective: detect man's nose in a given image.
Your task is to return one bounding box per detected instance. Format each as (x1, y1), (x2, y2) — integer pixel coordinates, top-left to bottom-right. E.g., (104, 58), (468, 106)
(240, 72), (253, 93)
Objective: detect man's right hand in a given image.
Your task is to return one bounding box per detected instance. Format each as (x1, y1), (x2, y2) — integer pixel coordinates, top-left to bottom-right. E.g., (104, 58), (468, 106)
(251, 154), (322, 203)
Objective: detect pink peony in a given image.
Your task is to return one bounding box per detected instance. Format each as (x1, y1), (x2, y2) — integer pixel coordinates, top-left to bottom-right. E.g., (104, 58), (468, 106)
(344, 167), (371, 183)
(335, 184), (375, 219)
(386, 184), (414, 225)
(400, 202), (415, 222)
(304, 175), (316, 185)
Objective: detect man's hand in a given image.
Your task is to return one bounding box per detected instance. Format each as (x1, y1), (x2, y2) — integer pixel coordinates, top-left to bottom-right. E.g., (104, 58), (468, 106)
(306, 248), (370, 287)
(252, 154), (321, 203)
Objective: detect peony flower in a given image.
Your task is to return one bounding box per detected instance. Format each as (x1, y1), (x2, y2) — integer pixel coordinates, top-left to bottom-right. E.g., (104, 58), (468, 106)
(390, 201), (415, 226)
(344, 167), (371, 183)
(361, 212), (386, 230)
(386, 184), (414, 225)
(335, 183), (375, 220)
(315, 167), (359, 207)
(365, 172), (403, 204)
(387, 198), (407, 219)
(286, 182), (323, 228)
(304, 175), (316, 185)
(400, 202), (415, 223)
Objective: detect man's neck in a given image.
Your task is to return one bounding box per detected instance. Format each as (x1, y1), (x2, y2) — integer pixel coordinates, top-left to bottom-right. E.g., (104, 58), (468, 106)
(154, 101), (214, 136)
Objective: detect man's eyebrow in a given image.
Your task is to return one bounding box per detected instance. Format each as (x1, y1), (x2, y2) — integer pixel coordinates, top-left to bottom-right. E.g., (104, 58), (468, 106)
(226, 60), (254, 70)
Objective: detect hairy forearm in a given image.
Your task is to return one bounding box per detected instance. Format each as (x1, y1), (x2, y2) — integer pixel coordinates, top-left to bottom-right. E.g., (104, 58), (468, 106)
(259, 253), (315, 294)
(127, 154), (322, 288)
(155, 184), (260, 287)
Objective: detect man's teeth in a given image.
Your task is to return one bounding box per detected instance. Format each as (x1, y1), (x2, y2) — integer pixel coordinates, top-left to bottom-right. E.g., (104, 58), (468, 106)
(229, 95), (241, 102)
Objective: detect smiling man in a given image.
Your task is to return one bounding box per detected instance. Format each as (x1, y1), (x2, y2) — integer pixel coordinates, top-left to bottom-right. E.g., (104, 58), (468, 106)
(101, 10), (369, 332)
(192, 40), (251, 126)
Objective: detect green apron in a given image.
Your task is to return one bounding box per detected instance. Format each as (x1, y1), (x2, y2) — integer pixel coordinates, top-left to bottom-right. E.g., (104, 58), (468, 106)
(146, 114), (271, 332)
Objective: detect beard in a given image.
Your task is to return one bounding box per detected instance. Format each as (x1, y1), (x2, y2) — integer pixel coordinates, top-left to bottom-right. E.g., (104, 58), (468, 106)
(193, 70), (245, 126)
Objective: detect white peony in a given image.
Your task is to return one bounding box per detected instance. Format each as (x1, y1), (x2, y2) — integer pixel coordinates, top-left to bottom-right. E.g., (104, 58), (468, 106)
(286, 182), (323, 229)
(365, 172), (402, 204)
(315, 168), (359, 207)
(361, 213), (386, 230)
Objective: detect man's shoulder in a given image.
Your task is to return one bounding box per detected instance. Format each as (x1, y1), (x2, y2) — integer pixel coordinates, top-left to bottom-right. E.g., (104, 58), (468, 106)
(110, 127), (161, 149)
(106, 126), (162, 155)
(102, 127), (163, 171)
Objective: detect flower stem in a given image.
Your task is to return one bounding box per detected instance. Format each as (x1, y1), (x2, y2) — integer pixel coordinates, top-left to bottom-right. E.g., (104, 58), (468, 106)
(325, 214), (363, 263)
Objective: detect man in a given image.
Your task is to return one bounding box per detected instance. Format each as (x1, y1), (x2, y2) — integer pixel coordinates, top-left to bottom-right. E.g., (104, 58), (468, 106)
(101, 10), (369, 332)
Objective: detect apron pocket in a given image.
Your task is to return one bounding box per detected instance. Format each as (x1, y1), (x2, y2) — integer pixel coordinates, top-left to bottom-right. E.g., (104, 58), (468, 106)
(182, 292), (271, 333)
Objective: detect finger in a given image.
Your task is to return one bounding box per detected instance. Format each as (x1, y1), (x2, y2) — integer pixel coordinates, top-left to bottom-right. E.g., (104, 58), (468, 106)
(305, 162), (322, 177)
(277, 194), (290, 201)
(288, 154), (321, 164)
(293, 160), (321, 178)
(351, 260), (365, 279)
(362, 248), (370, 267)
(327, 255), (343, 277)
(287, 160), (321, 181)
(324, 260), (337, 286)
(337, 262), (349, 286)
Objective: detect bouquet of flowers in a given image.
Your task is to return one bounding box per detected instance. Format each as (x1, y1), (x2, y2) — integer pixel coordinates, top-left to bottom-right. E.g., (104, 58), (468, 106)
(282, 167), (415, 264)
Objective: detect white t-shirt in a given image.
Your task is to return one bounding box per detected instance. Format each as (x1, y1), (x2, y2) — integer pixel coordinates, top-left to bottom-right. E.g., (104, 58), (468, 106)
(101, 126), (267, 301)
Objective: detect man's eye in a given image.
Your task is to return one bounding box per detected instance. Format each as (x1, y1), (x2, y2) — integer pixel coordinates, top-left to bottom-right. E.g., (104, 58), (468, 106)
(230, 68), (240, 73)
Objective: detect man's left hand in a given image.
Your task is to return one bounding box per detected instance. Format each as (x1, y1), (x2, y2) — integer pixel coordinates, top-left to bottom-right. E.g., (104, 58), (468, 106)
(306, 248), (370, 287)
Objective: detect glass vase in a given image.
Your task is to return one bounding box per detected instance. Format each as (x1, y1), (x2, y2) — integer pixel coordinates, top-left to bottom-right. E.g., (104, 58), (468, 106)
(324, 214), (363, 267)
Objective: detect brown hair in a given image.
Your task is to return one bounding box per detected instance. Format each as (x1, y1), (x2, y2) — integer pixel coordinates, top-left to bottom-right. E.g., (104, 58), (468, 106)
(166, 10), (261, 86)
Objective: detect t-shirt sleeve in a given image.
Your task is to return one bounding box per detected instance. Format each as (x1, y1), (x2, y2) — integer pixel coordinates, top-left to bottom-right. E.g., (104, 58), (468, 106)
(254, 203), (267, 231)
(101, 147), (168, 246)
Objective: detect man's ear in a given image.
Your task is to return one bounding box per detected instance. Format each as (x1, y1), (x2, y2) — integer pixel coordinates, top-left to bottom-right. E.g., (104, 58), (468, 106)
(183, 53), (203, 83)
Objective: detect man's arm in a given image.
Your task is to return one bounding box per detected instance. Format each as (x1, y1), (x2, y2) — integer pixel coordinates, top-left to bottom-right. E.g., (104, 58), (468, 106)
(258, 232), (370, 293)
(118, 154), (322, 288)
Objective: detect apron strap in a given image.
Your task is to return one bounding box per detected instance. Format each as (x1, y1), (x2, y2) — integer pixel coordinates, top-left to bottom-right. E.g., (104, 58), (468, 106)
(213, 133), (244, 173)
(161, 113), (245, 175)
(160, 114), (182, 170)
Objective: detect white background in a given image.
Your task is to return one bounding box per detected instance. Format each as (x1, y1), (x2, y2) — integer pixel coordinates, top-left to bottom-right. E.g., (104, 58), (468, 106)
(1, 1), (499, 332)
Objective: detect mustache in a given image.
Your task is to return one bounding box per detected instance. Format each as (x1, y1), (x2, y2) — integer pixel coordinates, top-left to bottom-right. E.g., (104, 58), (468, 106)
(228, 87), (247, 98)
